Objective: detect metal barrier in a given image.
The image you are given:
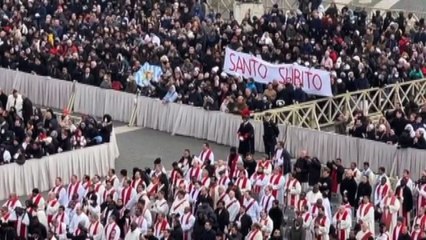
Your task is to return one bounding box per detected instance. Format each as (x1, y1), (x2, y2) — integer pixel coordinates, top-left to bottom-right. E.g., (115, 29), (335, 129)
(254, 79), (426, 129)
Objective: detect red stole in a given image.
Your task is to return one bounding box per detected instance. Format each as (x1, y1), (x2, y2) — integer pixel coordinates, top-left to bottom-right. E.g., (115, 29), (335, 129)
(1, 212), (10, 222)
(360, 231), (373, 240)
(297, 199), (308, 212)
(55, 223), (64, 235)
(330, 169), (338, 193)
(336, 211), (349, 240)
(52, 185), (64, 196)
(285, 179), (298, 206)
(121, 187), (132, 205)
(170, 170), (179, 186)
(68, 181), (81, 199)
(392, 224), (403, 240)
(182, 213), (192, 240)
(6, 198), (18, 209)
(226, 199), (237, 209)
(261, 195), (272, 211)
(189, 167), (200, 180)
(173, 199), (187, 212)
(303, 212), (311, 222)
(217, 193), (227, 204)
(131, 178), (142, 189)
(244, 199), (256, 213)
(89, 221), (100, 235)
(133, 215), (144, 227)
(200, 149), (212, 164)
(94, 183), (102, 193)
(83, 181), (92, 189)
(248, 229), (260, 240)
(315, 216), (326, 240)
(218, 176), (229, 186)
(382, 196), (397, 229)
(47, 199), (58, 223)
(105, 223), (117, 240)
(412, 230), (421, 240)
(54, 212), (65, 223)
(15, 215), (28, 237)
(31, 194), (42, 209)
(148, 183), (159, 197)
(253, 173), (265, 193)
(103, 189), (115, 201)
(236, 177), (248, 189)
(269, 174), (282, 197)
(361, 203), (373, 217)
(376, 184), (389, 200)
(154, 220), (168, 236)
(229, 154), (239, 179)
(201, 177), (210, 187)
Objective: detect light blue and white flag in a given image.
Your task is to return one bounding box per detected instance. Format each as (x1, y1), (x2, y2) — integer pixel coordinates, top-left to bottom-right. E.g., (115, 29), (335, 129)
(134, 62), (163, 87)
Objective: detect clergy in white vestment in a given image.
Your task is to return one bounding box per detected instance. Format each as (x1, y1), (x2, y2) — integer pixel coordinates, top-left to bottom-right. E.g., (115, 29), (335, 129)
(361, 162), (376, 186)
(216, 186), (230, 208)
(250, 167), (268, 199)
(313, 207), (330, 240)
(356, 196), (375, 234)
(50, 219), (67, 240)
(268, 167), (285, 204)
(242, 191), (261, 223)
(245, 223), (263, 240)
(68, 204), (89, 233)
(259, 211), (273, 238)
(120, 180), (137, 209)
(107, 169), (121, 191)
(256, 156), (272, 176)
(332, 206), (351, 240)
(66, 175), (86, 204)
(3, 193), (22, 213)
(180, 207), (196, 240)
(52, 206), (68, 225)
(376, 223), (390, 240)
(200, 169), (211, 189)
(131, 208), (148, 234)
(412, 224), (422, 240)
(260, 186), (275, 213)
(285, 174), (302, 209)
(151, 191), (169, 216)
(92, 175), (105, 204)
(170, 190), (190, 217)
(199, 143), (215, 166)
(306, 185), (323, 209)
(185, 159), (202, 183)
(413, 207), (426, 232)
(235, 170), (251, 193)
(355, 222), (374, 240)
(31, 188), (48, 229)
(102, 215), (121, 240)
(103, 180), (118, 203)
(380, 190), (400, 233)
(214, 160), (229, 180)
(391, 217), (406, 240)
(46, 192), (60, 225)
(87, 214), (103, 240)
(217, 170), (230, 188)
(374, 177), (390, 206)
(153, 213), (170, 239)
(188, 181), (201, 205)
(225, 190), (240, 222)
(125, 222), (142, 240)
(350, 163), (362, 184)
(300, 205), (313, 240)
(396, 169), (415, 192)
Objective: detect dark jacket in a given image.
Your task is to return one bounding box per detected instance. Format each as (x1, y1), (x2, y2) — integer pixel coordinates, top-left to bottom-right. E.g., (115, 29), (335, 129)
(294, 157), (309, 183)
(308, 158), (322, 186)
(214, 208), (230, 233)
(269, 206), (283, 231)
(234, 213), (252, 236)
(199, 229), (216, 240)
(340, 177), (358, 206)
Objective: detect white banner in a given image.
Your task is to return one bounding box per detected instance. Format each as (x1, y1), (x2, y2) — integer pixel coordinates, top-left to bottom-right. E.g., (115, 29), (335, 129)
(223, 48), (333, 97)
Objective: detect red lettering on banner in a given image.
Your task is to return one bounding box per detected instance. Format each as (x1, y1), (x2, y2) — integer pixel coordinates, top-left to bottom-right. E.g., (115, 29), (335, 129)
(229, 53), (237, 71)
(258, 64), (268, 79)
(304, 71), (313, 88)
(312, 74), (322, 90)
(236, 57), (244, 73)
(293, 68), (301, 85)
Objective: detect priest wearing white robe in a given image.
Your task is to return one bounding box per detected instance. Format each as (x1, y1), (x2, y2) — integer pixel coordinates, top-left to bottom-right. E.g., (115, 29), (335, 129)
(356, 196), (375, 235)
(332, 206), (351, 240)
(180, 207), (196, 240)
(125, 222), (142, 240)
(225, 190), (240, 222)
(169, 190), (190, 217)
(380, 190), (400, 234)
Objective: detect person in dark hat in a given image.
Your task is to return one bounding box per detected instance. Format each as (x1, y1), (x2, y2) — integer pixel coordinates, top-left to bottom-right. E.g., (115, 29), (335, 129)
(237, 108), (254, 157)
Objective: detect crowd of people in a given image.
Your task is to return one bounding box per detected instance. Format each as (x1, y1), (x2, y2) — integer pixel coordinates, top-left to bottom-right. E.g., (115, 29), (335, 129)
(334, 100), (426, 150)
(0, 88), (113, 164)
(1, 140), (426, 240)
(0, 0), (425, 113)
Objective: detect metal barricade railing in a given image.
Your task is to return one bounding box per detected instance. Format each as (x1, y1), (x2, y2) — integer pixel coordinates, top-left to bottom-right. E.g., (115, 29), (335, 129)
(254, 79), (426, 129)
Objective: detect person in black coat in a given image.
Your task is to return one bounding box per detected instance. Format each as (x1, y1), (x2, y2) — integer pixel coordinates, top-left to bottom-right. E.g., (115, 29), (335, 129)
(395, 178), (413, 225)
(308, 157), (322, 187)
(263, 112), (280, 158)
(28, 217), (47, 240)
(0, 90), (7, 109)
(22, 96), (33, 126)
(234, 206), (252, 236)
(340, 171), (358, 207)
(268, 200), (283, 231)
(318, 168), (332, 199)
(237, 109), (254, 157)
(294, 151), (310, 188)
(170, 216), (183, 240)
(214, 201), (230, 233)
(200, 221), (216, 240)
(355, 176), (372, 209)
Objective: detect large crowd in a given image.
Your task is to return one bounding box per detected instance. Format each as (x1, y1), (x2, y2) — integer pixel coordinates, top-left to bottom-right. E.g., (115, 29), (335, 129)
(0, 0), (425, 113)
(1, 143), (425, 240)
(0, 89), (113, 164)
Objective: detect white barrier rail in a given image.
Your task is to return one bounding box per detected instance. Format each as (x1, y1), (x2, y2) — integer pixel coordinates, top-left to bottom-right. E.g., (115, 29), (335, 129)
(0, 68), (424, 178)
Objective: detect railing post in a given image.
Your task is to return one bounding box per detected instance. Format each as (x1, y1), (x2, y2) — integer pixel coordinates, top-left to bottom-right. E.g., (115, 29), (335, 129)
(67, 80), (77, 113)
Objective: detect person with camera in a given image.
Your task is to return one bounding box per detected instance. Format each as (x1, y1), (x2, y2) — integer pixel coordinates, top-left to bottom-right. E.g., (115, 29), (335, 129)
(262, 112), (280, 159)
